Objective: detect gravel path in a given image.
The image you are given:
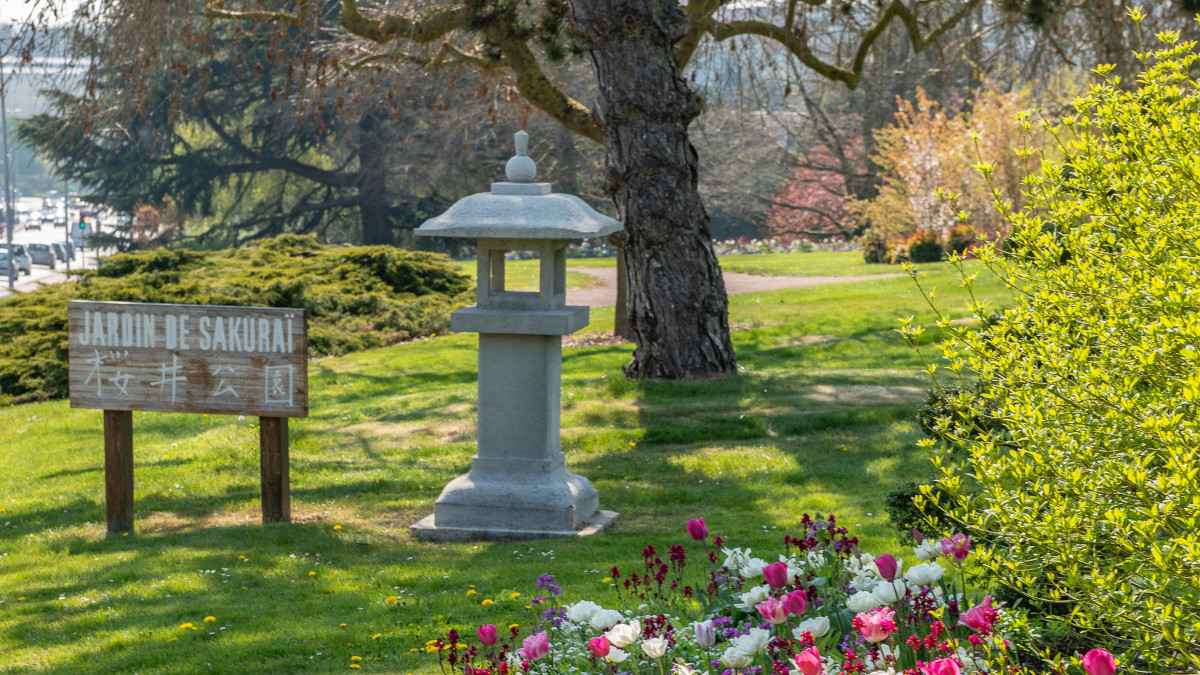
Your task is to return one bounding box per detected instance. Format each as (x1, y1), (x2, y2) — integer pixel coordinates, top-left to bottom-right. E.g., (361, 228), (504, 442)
(566, 267), (904, 307)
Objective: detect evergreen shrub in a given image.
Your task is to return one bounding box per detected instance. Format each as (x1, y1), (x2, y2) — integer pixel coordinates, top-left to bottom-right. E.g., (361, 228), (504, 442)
(905, 229), (943, 262)
(0, 235), (470, 404)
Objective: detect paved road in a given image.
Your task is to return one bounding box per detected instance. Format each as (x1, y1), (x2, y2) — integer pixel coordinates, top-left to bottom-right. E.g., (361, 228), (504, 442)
(0, 196), (105, 298)
(566, 266), (905, 307)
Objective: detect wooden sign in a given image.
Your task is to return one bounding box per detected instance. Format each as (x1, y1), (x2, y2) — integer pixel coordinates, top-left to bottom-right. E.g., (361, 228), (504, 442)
(67, 300), (308, 532)
(67, 301), (308, 418)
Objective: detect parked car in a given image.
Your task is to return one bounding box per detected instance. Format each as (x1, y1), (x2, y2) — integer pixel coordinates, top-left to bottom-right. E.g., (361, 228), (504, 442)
(8, 245), (31, 275)
(27, 243), (55, 269)
(51, 242), (70, 262)
(0, 250), (15, 280)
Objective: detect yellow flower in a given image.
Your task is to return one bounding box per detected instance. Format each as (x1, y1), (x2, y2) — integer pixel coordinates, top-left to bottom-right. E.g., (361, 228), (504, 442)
(372, 633), (382, 640)
(466, 589), (477, 596)
(203, 616), (216, 624)
(16, 597), (24, 601)
(167, 637), (178, 642)
(308, 571), (317, 576)
(340, 623), (347, 628)
(351, 656), (363, 662)
(409, 648), (419, 653)
(385, 596), (399, 605)
(350, 666), (361, 670)
(238, 555), (246, 560)
(601, 577), (612, 583)
(426, 640), (439, 645)
(510, 592), (520, 600)
(334, 525), (343, 530)
(179, 622), (197, 630)
(425, 646), (440, 654)
(480, 599), (493, 606)
(508, 624), (519, 631)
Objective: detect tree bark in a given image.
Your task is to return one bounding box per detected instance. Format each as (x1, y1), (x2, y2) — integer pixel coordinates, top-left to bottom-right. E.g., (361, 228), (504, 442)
(356, 107), (392, 245)
(570, 0), (736, 379)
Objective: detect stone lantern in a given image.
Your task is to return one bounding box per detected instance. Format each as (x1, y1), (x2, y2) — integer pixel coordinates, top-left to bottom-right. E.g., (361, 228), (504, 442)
(411, 131), (621, 540)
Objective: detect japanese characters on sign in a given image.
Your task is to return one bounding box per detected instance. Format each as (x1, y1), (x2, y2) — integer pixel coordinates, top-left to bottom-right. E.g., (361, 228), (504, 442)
(67, 301), (308, 417)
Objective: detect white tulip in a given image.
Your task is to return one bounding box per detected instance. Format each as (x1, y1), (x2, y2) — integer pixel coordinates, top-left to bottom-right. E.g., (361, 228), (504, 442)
(731, 627), (770, 656)
(904, 562), (945, 586)
(791, 616), (830, 639)
(565, 600), (602, 623)
(642, 637), (669, 658)
(913, 540), (942, 561)
(846, 590), (882, 613)
(590, 609), (624, 631)
(740, 557), (768, 579)
(734, 584), (770, 610)
(605, 620), (641, 648)
(722, 547), (751, 569)
(606, 647), (629, 664)
(873, 579), (907, 604)
(721, 648), (752, 670)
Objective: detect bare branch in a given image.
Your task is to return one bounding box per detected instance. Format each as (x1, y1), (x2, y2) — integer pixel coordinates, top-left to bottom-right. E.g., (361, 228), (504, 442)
(338, 0), (469, 45)
(488, 26), (603, 143)
(711, 0), (985, 89)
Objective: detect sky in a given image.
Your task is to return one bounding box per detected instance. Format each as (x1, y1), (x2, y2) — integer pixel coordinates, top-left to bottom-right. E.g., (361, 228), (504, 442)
(0, 0), (78, 25)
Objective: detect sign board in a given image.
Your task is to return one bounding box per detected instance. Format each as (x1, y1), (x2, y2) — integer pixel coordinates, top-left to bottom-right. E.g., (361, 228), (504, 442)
(68, 301), (308, 417)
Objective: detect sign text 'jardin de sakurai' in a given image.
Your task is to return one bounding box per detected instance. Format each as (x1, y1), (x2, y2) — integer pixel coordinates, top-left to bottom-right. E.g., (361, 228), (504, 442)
(68, 301), (308, 417)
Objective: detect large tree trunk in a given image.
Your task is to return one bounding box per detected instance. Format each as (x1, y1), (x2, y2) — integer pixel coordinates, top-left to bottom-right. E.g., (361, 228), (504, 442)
(570, 0), (736, 379)
(356, 107), (392, 246)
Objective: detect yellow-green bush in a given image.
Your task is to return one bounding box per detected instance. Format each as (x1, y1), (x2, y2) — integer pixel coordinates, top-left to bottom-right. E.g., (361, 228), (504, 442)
(0, 235), (470, 404)
(904, 27), (1200, 669)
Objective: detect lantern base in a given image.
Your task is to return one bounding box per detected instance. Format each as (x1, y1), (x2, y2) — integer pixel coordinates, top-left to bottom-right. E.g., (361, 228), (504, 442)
(411, 463), (614, 541)
(411, 509), (619, 542)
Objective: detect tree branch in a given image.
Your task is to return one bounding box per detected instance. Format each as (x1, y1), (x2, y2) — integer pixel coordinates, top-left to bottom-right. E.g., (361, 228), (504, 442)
(204, 0), (312, 27)
(199, 106), (359, 187)
(338, 0), (469, 45)
(710, 0), (985, 89)
(488, 25), (603, 143)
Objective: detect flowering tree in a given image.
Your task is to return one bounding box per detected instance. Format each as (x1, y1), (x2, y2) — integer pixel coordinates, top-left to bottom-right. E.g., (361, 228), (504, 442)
(862, 85), (1051, 245)
(764, 140), (868, 239)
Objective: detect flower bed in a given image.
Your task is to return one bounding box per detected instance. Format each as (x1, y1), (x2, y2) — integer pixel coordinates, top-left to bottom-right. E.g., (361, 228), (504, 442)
(421, 515), (1118, 675)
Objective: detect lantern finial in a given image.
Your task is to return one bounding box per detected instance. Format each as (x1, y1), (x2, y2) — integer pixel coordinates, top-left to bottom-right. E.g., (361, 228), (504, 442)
(505, 130), (537, 183)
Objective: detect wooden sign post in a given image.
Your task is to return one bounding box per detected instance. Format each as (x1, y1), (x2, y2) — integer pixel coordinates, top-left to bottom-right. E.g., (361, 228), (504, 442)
(67, 301), (308, 534)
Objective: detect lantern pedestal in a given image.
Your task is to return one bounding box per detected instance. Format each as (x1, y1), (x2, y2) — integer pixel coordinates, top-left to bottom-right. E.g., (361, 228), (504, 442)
(411, 130), (622, 542)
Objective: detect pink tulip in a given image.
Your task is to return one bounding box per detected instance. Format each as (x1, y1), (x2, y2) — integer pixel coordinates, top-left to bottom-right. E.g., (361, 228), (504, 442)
(857, 606), (896, 643)
(794, 647), (822, 675)
(1082, 649), (1116, 675)
(762, 561), (790, 589)
(782, 589), (808, 616)
(920, 658), (961, 675)
(693, 620), (716, 648)
(939, 533), (972, 562)
(913, 528), (925, 544)
(875, 553), (898, 581)
(686, 517), (708, 542)
(588, 636), (611, 659)
(477, 623), (499, 646)
(958, 596), (994, 633)
(520, 631), (550, 661)
(756, 597), (789, 625)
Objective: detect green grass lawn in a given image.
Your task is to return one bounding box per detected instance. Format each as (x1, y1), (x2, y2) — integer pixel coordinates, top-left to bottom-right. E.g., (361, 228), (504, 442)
(454, 251), (896, 285)
(0, 255), (1009, 673)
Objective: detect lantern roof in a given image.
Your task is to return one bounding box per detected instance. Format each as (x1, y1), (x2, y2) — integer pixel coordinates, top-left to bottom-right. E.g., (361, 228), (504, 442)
(415, 131), (622, 241)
